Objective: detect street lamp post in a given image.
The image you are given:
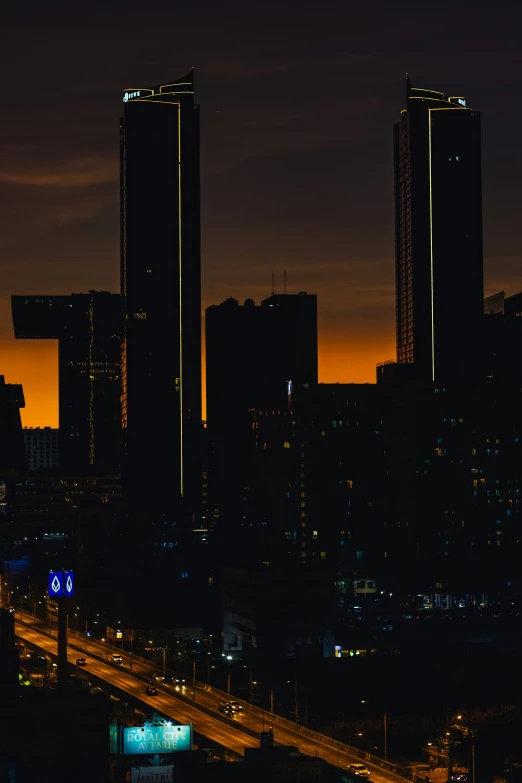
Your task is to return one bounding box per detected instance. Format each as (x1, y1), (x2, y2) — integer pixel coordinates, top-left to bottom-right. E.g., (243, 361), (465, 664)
(384, 711), (387, 760)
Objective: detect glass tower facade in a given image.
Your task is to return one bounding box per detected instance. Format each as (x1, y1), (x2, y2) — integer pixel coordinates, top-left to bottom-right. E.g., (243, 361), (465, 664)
(394, 79), (483, 381)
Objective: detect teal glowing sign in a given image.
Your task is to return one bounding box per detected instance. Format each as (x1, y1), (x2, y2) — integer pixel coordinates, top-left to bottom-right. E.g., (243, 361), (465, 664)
(123, 724), (192, 755)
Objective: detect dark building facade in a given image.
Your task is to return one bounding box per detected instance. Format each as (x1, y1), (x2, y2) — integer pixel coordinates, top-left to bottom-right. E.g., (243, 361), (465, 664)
(120, 70), (201, 523)
(23, 427), (59, 470)
(205, 293), (318, 549)
(11, 292), (121, 471)
(482, 290), (522, 380)
(0, 376), (26, 472)
(379, 376), (522, 598)
(394, 79), (483, 381)
(248, 377), (522, 601)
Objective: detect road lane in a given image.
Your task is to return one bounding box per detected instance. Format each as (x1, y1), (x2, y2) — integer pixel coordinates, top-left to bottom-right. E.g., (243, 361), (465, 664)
(16, 620), (410, 783)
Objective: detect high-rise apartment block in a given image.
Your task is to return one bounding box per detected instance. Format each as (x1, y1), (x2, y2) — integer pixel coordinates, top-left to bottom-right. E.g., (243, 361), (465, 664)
(394, 79), (483, 381)
(23, 427), (59, 470)
(11, 292), (121, 471)
(24, 427), (60, 470)
(120, 70), (201, 521)
(205, 292), (318, 542)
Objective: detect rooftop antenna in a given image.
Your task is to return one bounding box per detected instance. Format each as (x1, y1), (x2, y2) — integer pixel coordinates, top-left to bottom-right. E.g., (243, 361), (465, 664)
(272, 271), (275, 295)
(284, 271), (287, 294)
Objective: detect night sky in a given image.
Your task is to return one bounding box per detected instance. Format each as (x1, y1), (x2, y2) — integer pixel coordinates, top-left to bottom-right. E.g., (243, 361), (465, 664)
(2, 1), (522, 426)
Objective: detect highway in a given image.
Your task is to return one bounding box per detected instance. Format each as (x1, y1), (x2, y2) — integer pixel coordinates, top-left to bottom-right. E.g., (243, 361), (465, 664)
(17, 622), (257, 756)
(16, 617), (412, 783)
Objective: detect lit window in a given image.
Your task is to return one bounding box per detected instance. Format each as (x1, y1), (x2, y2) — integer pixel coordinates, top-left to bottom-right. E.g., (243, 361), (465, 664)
(283, 441), (291, 449)
(313, 531), (318, 539)
(320, 551), (326, 560)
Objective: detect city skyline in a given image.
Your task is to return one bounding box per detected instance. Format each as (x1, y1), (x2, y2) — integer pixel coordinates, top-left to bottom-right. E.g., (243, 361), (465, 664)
(2, 1), (522, 427)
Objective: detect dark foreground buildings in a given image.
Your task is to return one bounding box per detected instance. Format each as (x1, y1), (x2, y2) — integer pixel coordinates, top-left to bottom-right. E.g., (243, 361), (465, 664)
(205, 292), (318, 555)
(0, 376), (26, 472)
(120, 70), (201, 526)
(248, 377), (522, 601)
(11, 292), (121, 471)
(394, 79), (483, 381)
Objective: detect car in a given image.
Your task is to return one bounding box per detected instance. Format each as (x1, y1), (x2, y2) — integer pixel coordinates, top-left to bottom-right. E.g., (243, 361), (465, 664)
(152, 673), (165, 682)
(218, 704), (236, 717)
(76, 657), (88, 666)
(111, 654), (123, 665)
(227, 700), (243, 711)
(172, 677), (186, 686)
(146, 686), (158, 695)
(349, 764), (371, 777)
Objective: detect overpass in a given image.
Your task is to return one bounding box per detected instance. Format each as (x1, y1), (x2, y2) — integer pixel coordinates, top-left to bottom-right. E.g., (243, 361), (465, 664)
(15, 611), (417, 783)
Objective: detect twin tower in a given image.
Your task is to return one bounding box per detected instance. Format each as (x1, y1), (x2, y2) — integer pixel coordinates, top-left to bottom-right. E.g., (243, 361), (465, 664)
(11, 74), (485, 525)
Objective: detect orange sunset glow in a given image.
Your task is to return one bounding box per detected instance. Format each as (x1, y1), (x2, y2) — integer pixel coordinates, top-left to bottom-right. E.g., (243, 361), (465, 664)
(1, 333), (395, 428)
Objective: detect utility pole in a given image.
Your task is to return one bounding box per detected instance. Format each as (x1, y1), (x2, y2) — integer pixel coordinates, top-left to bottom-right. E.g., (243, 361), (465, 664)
(162, 647), (166, 679)
(384, 711), (387, 760)
(468, 708), (476, 783)
(294, 677), (299, 724)
(270, 688), (274, 714)
(227, 672), (231, 695)
(192, 659), (196, 685)
(57, 598), (69, 691)
(249, 669), (254, 705)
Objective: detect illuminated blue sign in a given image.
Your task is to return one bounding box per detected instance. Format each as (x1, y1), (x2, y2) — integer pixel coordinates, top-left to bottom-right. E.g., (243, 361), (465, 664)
(48, 571), (64, 597)
(64, 570), (75, 597)
(123, 724), (192, 755)
(48, 569), (75, 598)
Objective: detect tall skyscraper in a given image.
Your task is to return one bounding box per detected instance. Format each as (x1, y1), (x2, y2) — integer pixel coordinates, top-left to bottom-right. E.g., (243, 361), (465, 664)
(394, 78), (483, 381)
(120, 70), (201, 522)
(11, 292), (121, 471)
(205, 292), (318, 547)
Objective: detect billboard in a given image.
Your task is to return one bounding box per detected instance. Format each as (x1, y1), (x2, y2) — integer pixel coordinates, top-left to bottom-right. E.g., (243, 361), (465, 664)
(123, 725), (192, 755)
(48, 569), (74, 598)
(48, 571), (64, 597)
(64, 570), (74, 597)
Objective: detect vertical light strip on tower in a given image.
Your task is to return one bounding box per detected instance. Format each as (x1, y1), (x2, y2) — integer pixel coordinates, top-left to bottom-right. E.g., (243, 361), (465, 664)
(89, 294), (95, 464)
(428, 109), (435, 382)
(178, 102), (183, 496)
